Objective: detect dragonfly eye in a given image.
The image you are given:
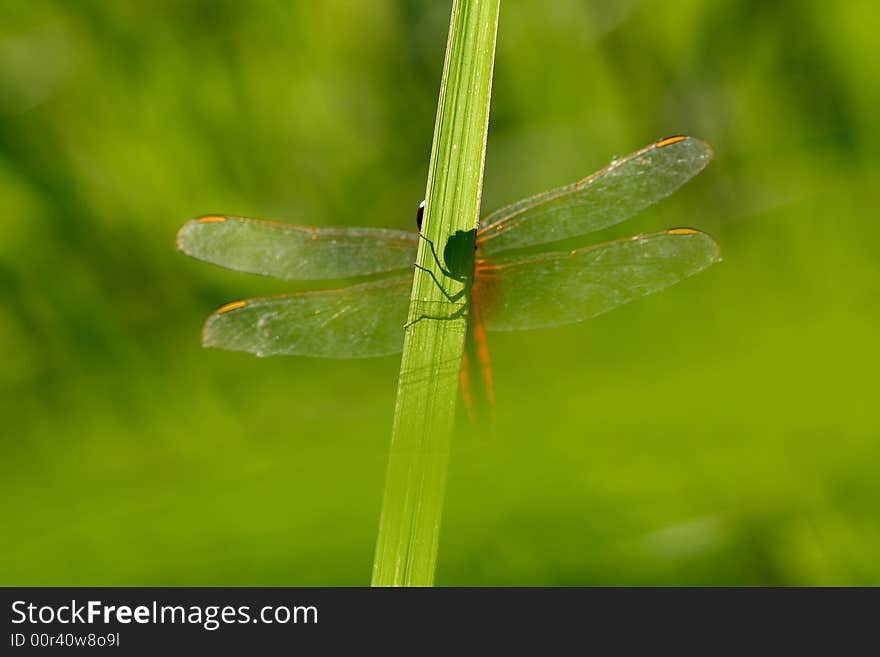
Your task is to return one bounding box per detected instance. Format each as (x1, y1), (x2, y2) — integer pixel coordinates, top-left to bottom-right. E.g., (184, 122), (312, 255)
(416, 199), (425, 230)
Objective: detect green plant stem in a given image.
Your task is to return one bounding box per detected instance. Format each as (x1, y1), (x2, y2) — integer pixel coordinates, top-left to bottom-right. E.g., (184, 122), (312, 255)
(371, 0), (500, 587)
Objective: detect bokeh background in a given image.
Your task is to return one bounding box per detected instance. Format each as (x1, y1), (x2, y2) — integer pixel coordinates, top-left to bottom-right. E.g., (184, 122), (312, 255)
(2, 0), (878, 585)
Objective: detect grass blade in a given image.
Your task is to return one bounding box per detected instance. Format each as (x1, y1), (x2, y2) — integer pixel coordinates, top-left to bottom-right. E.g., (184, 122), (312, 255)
(371, 0), (500, 587)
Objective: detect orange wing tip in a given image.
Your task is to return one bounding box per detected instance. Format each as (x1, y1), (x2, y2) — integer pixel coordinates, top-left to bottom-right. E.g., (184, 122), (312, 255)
(215, 300), (247, 314)
(666, 227), (699, 236)
(655, 135), (687, 148)
(196, 215), (227, 223)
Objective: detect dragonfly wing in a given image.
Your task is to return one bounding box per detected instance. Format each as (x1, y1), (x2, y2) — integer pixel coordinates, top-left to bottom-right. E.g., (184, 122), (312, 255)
(477, 136), (713, 255)
(477, 229), (720, 331)
(202, 275), (413, 358)
(177, 216), (419, 280)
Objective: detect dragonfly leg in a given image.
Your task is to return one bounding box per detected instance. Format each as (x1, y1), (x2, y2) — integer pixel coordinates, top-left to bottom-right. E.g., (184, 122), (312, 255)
(403, 302), (467, 329)
(413, 263), (467, 303)
(417, 233), (455, 279)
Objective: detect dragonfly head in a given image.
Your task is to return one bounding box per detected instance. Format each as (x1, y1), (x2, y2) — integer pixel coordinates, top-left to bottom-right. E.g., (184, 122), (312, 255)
(416, 199), (426, 231)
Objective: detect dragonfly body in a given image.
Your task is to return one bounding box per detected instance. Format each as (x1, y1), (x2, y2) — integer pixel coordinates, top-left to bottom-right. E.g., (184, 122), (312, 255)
(177, 136), (720, 412)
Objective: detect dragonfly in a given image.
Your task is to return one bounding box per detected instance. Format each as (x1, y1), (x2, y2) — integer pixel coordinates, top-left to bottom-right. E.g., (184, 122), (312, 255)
(177, 135), (719, 415)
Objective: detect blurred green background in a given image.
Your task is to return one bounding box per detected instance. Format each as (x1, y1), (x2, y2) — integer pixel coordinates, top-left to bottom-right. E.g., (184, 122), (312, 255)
(2, 0), (878, 585)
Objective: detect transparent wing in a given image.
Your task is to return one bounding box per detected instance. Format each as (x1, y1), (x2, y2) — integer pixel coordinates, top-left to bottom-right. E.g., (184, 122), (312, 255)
(177, 215), (419, 280)
(476, 229), (720, 331)
(202, 275), (413, 358)
(477, 136), (713, 256)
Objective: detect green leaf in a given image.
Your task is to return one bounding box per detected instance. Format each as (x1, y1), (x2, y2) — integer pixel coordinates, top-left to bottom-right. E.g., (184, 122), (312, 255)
(371, 0), (500, 587)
